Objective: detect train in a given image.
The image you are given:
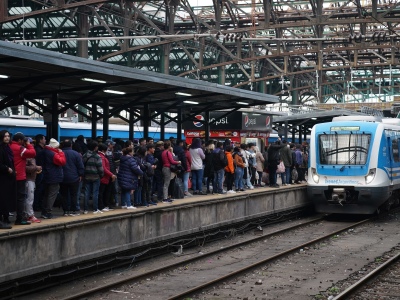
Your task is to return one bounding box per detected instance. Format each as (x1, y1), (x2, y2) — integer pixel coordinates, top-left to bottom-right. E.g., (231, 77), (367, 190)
(0, 117), (182, 141)
(307, 115), (400, 214)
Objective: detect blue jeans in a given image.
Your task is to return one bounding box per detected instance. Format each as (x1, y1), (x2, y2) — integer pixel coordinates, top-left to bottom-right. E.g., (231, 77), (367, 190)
(183, 171), (190, 193)
(121, 189), (133, 207)
(213, 169), (225, 193)
(191, 169), (204, 192)
(234, 168), (244, 190)
(282, 166), (291, 184)
(84, 179), (100, 211)
(134, 186), (143, 206)
(76, 180), (82, 210)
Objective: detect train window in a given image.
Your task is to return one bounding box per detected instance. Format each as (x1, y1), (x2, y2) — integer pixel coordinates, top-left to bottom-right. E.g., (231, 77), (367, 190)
(318, 133), (370, 165)
(392, 139), (400, 162)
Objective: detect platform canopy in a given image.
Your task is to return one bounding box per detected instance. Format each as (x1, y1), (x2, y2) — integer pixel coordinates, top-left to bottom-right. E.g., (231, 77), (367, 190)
(0, 41), (278, 123)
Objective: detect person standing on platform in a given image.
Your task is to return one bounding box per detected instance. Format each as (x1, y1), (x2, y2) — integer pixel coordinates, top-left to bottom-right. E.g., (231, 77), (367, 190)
(203, 142), (214, 194)
(212, 141), (227, 194)
(233, 146), (245, 192)
(105, 139), (118, 209)
(145, 143), (158, 205)
(41, 138), (66, 219)
(162, 140), (181, 202)
(33, 134), (46, 212)
(60, 139), (84, 216)
(255, 146), (265, 187)
(82, 141), (104, 214)
(224, 145), (235, 194)
(189, 138), (205, 195)
(97, 143), (116, 212)
(152, 141), (164, 203)
(75, 135), (88, 154)
(279, 140), (293, 186)
(240, 144), (254, 190)
(25, 157), (42, 223)
(118, 147), (143, 209)
(10, 132), (36, 225)
(267, 139), (284, 188)
(182, 142), (192, 197)
(0, 130), (16, 229)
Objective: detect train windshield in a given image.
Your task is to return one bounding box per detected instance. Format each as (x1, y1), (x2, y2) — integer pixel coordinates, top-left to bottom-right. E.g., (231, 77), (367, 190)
(318, 133), (370, 165)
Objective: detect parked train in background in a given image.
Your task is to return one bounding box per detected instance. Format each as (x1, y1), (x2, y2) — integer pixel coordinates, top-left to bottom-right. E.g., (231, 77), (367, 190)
(307, 115), (400, 214)
(0, 117), (182, 141)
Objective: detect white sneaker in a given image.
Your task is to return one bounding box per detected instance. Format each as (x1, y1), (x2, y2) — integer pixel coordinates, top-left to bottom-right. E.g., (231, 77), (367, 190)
(249, 186), (254, 190)
(93, 209), (103, 214)
(227, 190), (236, 194)
(102, 207), (110, 212)
(127, 206), (137, 209)
(83, 210), (88, 214)
(121, 206), (127, 209)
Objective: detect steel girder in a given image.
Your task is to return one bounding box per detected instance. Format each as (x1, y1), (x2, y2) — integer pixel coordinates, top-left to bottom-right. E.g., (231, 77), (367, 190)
(1, 0), (400, 106)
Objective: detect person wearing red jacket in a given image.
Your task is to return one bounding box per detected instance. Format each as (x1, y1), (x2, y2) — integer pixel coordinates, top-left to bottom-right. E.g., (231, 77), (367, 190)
(10, 132), (36, 225)
(98, 143), (116, 212)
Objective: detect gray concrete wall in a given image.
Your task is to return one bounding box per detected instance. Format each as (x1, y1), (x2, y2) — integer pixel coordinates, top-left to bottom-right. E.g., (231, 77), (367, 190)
(0, 187), (309, 283)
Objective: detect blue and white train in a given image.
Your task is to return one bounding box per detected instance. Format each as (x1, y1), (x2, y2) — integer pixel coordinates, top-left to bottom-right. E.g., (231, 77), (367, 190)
(307, 115), (400, 214)
(0, 117), (182, 141)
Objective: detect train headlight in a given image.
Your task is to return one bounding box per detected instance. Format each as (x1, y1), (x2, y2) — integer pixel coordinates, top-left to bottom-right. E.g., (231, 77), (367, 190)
(365, 168), (376, 184)
(311, 168), (319, 183)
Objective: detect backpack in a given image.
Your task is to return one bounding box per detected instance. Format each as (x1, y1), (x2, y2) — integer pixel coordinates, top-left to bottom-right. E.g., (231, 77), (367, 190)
(221, 151), (228, 168)
(143, 162), (154, 177)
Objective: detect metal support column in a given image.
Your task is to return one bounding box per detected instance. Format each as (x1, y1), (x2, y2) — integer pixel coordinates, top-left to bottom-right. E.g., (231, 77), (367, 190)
(51, 93), (59, 140)
(129, 109), (134, 141)
(91, 104), (97, 140)
(177, 107), (182, 140)
(204, 111), (210, 142)
(103, 100), (109, 141)
(143, 103), (150, 140)
(160, 113), (165, 141)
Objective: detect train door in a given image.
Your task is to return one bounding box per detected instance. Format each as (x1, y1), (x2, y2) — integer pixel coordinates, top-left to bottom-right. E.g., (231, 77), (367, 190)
(388, 136), (399, 184)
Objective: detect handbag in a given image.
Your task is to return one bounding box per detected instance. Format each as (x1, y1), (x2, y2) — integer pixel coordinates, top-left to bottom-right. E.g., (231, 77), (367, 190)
(276, 161), (285, 174)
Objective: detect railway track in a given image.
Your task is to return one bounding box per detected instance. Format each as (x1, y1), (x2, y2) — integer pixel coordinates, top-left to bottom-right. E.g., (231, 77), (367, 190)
(50, 216), (371, 300)
(333, 250), (400, 300)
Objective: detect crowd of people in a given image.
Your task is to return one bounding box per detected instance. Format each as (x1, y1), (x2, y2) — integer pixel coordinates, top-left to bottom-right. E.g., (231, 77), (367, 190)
(0, 130), (309, 230)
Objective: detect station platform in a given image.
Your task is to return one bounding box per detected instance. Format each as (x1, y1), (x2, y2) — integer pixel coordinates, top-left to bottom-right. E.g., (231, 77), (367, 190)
(0, 184), (309, 284)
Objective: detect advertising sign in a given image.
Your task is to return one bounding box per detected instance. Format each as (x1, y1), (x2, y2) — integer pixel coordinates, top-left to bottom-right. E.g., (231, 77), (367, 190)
(241, 113), (273, 131)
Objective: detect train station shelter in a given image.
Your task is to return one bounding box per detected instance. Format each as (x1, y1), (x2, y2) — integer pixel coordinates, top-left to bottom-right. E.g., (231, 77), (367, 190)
(0, 41), (278, 141)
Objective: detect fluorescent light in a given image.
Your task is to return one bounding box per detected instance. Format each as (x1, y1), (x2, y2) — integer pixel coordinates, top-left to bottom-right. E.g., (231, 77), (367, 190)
(311, 117), (317, 120)
(236, 101), (249, 105)
(104, 89), (126, 95)
(252, 113), (261, 115)
(183, 100), (199, 105)
(82, 77), (106, 84)
(176, 92), (192, 97)
(0, 75), (9, 79)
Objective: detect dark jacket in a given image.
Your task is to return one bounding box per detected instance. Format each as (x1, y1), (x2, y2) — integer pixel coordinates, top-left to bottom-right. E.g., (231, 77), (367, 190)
(203, 149), (214, 178)
(212, 147), (226, 171)
(154, 147), (163, 171)
(0, 144), (16, 213)
(42, 146), (66, 184)
(173, 145), (187, 171)
(117, 155), (143, 190)
(62, 148), (84, 183)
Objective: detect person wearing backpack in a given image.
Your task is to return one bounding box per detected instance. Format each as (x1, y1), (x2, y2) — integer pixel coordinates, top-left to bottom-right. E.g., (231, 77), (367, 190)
(267, 139), (284, 188)
(212, 141), (227, 194)
(224, 145), (235, 194)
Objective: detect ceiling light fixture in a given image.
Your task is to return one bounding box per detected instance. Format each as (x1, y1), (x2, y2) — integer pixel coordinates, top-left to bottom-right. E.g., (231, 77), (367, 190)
(183, 100), (199, 105)
(236, 101), (249, 105)
(82, 78), (106, 84)
(104, 89), (126, 95)
(176, 92), (192, 97)
(0, 75), (9, 79)
(311, 117), (317, 120)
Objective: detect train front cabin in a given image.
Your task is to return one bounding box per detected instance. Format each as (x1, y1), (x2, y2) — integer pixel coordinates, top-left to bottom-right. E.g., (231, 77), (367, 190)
(307, 116), (400, 214)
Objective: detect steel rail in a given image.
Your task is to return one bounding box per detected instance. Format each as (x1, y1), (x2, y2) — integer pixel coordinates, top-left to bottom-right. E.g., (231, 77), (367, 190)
(333, 252), (400, 300)
(58, 217), (324, 300)
(167, 219), (370, 300)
